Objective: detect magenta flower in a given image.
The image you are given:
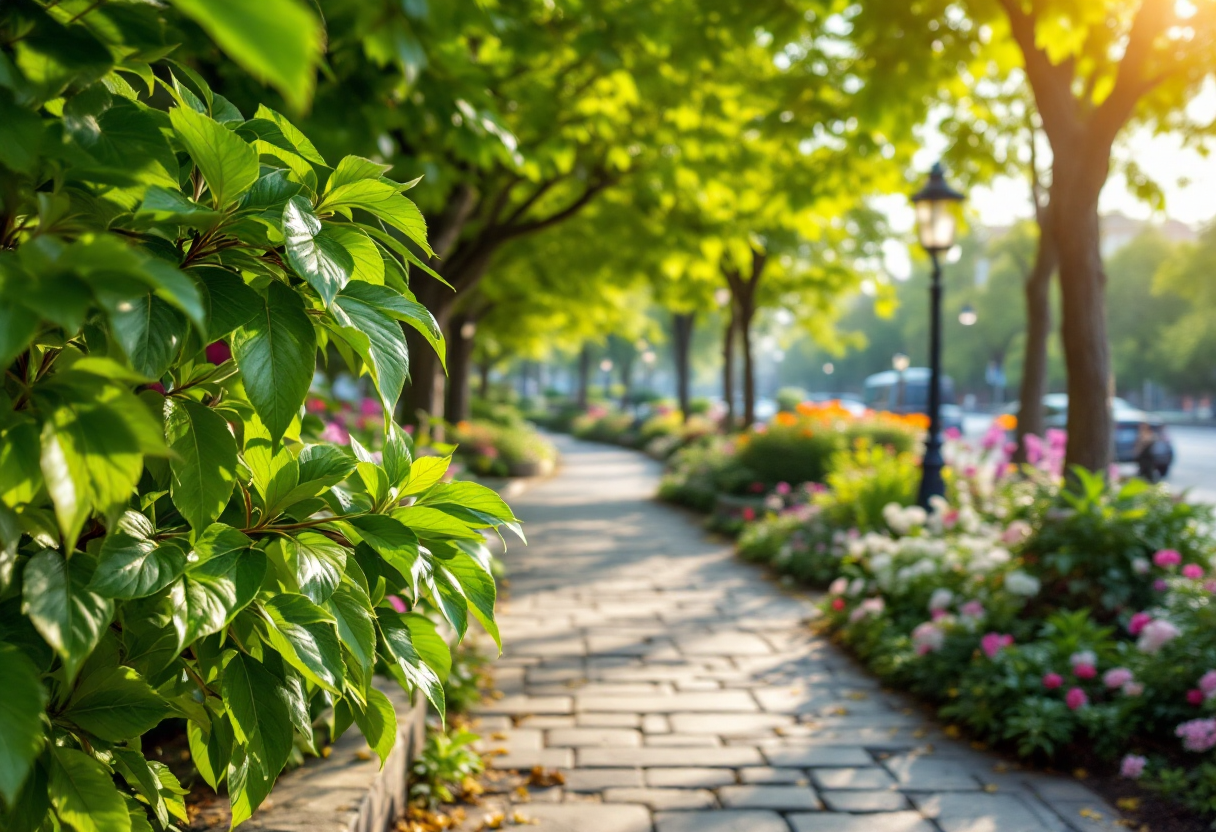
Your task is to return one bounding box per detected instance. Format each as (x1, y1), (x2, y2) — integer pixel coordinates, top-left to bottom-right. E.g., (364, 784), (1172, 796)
(1176, 718), (1216, 752)
(1103, 668), (1134, 689)
(960, 600), (985, 619)
(1120, 754), (1147, 779)
(776, 481), (792, 496)
(1128, 612), (1152, 636)
(1153, 578), (1168, 592)
(981, 632), (1013, 659)
(1065, 688), (1088, 710)
(320, 421), (351, 445)
(1073, 663), (1097, 680)
(1042, 672), (1063, 689)
(1153, 549), (1182, 568)
(1199, 670), (1216, 698)
(742, 507), (756, 521)
(944, 426), (962, 441)
(1182, 563), (1204, 579)
(205, 340), (232, 365)
(1188, 689), (1205, 706)
(386, 595), (407, 613)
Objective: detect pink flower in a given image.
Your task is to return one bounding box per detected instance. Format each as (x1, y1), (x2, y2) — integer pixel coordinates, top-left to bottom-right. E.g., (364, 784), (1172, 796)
(776, 481), (792, 496)
(960, 600), (985, 619)
(1128, 612), (1153, 636)
(1199, 670), (1216, 698)
(306, 397), (329, 413)
(831, 597), (846, 611)
(1103, 668), (1134, 689)
(1066, 688), (1088, 710)
(386, 595), (407, 613)
(742, 507), (756, 521)
(1123, 681), (1145, 696)
(1182, 563), (1204, 579)
(1187, 689), (1205, 706)
(1000, 521), (1032, 546)
(360, 397), (380, 416)
(1137, 619), (1181, 654)
(912, 621), (945, 655)
(320, 421), (351, 445)
(205, 340), (232, 365)
(944, 427), (962, 441)
(849, 597), (885, 623)
(1153, 579), (1168, 592)
(1176, 718), (1216, 752)
(931, 609), (949, 620)
(981, 632), (1013, 659)
(1154, 549), (1182, 568)
(1042, 672), (1063, 689)
(1120, 754), (1147, 779)
(829, 578), (849, 595)
(1205, 580), (1216, 593)
(1073, 663), (1097, 680)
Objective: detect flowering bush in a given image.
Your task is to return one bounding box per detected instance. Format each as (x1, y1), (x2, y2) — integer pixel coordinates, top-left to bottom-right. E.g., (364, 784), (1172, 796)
(571, 407), (637, 445)
(446, 419), (556, 477)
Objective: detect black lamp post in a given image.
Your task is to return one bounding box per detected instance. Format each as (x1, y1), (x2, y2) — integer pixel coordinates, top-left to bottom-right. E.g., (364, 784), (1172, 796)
(911, 162), (965, 509)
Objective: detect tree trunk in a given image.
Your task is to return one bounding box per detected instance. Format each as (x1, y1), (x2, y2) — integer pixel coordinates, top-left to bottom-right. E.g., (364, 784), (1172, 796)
(1052, 147), (1114, 473)
(739, 296), (757, 428)
(396, 275), (449, 430)
(722, 308), (736, 430)
(445, 312), (475, 423)
(1014, 216), (1057, 461)
(576, 344), (591, 409)
(672, 312), (695, 423)
(478, 360), (491, 400)
(618, 354), (635, 410)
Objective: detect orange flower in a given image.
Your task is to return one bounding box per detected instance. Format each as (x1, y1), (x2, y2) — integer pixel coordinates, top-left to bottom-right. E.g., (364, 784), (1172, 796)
(773, 411), (798, 427)
(996, 413), (1017, 430)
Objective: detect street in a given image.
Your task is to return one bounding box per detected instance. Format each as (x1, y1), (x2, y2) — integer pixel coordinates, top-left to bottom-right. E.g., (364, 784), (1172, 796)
(962, 416), (1216, 504)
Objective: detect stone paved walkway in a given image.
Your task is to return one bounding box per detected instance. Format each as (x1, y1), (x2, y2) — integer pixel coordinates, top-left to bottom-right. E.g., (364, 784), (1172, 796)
(470, 436), (1128, 832)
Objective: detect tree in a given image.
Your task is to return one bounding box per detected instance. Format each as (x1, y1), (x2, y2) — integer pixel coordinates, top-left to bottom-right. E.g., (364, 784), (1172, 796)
(979, 0), (1216, 470)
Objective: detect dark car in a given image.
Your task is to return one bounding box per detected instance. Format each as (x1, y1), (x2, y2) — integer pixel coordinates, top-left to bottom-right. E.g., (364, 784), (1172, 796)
(862, 368), (964, 433)
(1005, 394), (1174, 478)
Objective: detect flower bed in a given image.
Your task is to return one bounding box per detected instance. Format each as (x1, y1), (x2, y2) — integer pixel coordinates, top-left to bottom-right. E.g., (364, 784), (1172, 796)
(734, 434), (1216, 816)
(446, 419), (557, 478)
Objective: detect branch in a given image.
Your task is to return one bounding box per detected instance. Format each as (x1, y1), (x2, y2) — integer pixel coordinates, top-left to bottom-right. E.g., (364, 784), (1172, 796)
(498, 175), (564, 229)
(501, 175), (613, 239)
(995, 0), (1079, 139)
(1094, 0), (1173, 139)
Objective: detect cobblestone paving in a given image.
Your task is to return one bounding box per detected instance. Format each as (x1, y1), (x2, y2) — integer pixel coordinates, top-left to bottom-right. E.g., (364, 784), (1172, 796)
(469, 436), (1128, 832)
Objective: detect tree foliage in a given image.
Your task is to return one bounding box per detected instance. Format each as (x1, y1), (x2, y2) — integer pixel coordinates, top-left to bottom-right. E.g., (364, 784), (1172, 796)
(0, 4), (509, 830)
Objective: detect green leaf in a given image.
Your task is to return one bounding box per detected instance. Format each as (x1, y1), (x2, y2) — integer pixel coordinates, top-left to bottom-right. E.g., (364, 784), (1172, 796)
(343, 515), (419, 578)
(242, 414), (299, 516)
(326, 225), (385, 285)
(284, 531), (346, 604)
(329, 287), (410, 411)
(62, 666), (170, 742)
(379, 613), (444, 717)
(325, 586), (376, 694)
(240, 169), (303, 220)
(22, 550), (113, 684)
(281, 671), (316, 755)
(73, 98), (179, 195)
(91, 511), (187, 599)
(197, 267), (261, 342)
(350, 687), (397, 767)
(259, 594), (343, 693)
(172, 543), (264, 645)
(417, 481), (517, 521)
(441, 544), (500, 652)
(391, 506), (482, 540)
(113, 750), (168, 828)
(282, 197), (354, 306)
(340, 281), (446, 370)
(109, 294), (188, 379)
(297, 444), (357, 489)
(399, 455), (450, 496)
(0, 89), (44, 174)
(186, 715), (233, 792)
(166, 399), (237, 532)
(168, 106), (258, 209)
(382, 423), (412, 489)
(221, 654), (292, 825)
(136, 186), (221, 229)
(401, 612), (450, 682)
(0, 643), (47, 805)
(253, 105), (326, 166)
(49, 748), (130, 832)
(316, 180), (431, 256)
(325, 156), (392, 193)
(231, 280), (317, 444)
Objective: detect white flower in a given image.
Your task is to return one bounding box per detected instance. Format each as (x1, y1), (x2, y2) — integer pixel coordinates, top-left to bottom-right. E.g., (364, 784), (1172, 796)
(903, 506), (928, 528)
(1069, 650), (1097, 668)
(928, 588), (954, 611)
(1137, 619), (1181, 654)
(1004, 570), (1041, 597)
(847, 577), (867, 597)
(883, 503), (907, 533)
(849, 597), (885, 623)
(912, 621), (946, 654)
(1132, 557), (1150, 575)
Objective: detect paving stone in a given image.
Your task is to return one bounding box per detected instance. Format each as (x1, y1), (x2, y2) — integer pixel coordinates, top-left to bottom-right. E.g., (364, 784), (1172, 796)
(788, 811), (937, 832)
(580, 746), (763, 768)
(820, 790), (908, 812)
(476, 728), (543, 752)
(516, 715), (577, 728)
(547, 728), (642, 748)
(476, 695), (573, 716)
(811, 767), (897, 790)
(487, 748), (574, 769)
(739, 768), (809, 785)
(646, 768), (738, 788)
(577, 713), (642, 728)
(669, 713), (794, 735)
(511, 803), (651, 832)
(882, 755), (982, 791)
(563, 768), (644, 792)
(654, 810), (792, 832)
(912, 792), (1054, 832)
(644, 733), (721, 747)
(603, 787), (717, 809)
(642, 714), (671, 734)
(763, 746), (872, 768)
(720, 785), (823, 811)
(578, 691), (758, 713)
(676, 632), (773, 656)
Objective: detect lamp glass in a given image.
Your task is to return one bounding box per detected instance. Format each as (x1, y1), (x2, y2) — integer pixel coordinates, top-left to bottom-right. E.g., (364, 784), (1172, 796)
(915, 200), (956, 252)
(893, 353), (910, 372)
(959, 305), (977, 326)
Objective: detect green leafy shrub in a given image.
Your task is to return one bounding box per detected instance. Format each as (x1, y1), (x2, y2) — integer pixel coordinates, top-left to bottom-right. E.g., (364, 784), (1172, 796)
(572, 409), (637, 445)
(822, 443), (920, 530)
(408, 726), (485, 809)
(736, 421), (843, 487)
(659, 437), (758, 512)
(0, 9), (513, 829)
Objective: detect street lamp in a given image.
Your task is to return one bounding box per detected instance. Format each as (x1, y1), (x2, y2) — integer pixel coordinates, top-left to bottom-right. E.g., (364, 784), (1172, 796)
(892, 352), (910, 406)
(599, 358), (614, 397)
(911, 161), (965, 508)
(958, 304), (977, 326)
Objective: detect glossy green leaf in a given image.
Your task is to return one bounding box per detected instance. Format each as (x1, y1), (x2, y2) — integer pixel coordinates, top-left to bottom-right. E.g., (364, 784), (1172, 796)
(329, 287), (410, 412)
(284, 531), (346, 604)
(221, 654), (292, 826)
(349, 686), (397, 767)
(282, 197), (355, 306)
(196, 267), (261, 341)
(231, 280), (317, 444)
(391, 506), (482, 540)
(91, 511), (186, 599)
(136, 186), (222, 228)
(316, 180), (431, 256)
(325, 586), (376, 693)
(442, 544), (500, 651)
(62, 666), (170, 742)
(243, 414), (299, 516)
(325, 156), (392, 193)
(326, 225), (385, 286)
(399, 455), (450, 496)
(49, 748), (130, 832)
(0, 643), (47, 805)
(168, 106), (258, 209)
(166, 399), (238, 532)
(379, 613), (444, 717)
(344, 515), (419, 578)
(339, 281), (446, 370)
(22, 550), (113, 683)
(172, 544), (264, 645)
(259, 594), (343, 693)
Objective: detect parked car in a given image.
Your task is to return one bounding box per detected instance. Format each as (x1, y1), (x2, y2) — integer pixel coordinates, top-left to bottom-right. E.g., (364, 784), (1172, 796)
(1003, 394), (1174, 478)
(863, 368), (964, 433)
